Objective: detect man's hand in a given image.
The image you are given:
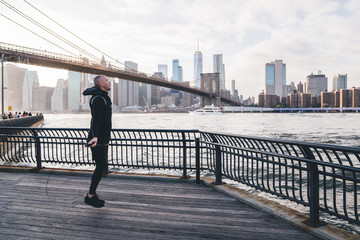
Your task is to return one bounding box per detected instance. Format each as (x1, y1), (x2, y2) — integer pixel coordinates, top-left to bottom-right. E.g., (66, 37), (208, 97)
(88, 137), (98, 147)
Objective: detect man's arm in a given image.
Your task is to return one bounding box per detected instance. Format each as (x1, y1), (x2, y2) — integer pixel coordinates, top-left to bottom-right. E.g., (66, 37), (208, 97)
(88, 97), (105, 147)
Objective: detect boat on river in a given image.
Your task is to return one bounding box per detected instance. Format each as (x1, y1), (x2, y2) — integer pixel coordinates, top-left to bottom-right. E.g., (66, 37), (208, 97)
(189, 105), (222, 115)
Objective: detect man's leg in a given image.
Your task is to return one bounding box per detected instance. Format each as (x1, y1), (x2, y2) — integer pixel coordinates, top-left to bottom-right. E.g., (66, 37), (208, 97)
(85, 146), (108, 207)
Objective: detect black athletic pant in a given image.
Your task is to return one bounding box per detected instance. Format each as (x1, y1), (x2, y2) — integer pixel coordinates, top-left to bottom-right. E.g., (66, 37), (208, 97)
(89, 145), (108, 194)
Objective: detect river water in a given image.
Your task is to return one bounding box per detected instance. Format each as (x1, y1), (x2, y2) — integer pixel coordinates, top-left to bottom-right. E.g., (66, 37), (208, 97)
(41, 112), (360, 234)
(43, 112), (360, 147)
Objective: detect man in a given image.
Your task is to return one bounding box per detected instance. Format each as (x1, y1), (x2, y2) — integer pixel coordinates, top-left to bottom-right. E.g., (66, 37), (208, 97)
(82, 75), (112, 208)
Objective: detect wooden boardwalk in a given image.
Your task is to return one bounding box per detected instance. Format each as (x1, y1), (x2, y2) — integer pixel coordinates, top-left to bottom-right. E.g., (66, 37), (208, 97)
(0, 171), (319, 240)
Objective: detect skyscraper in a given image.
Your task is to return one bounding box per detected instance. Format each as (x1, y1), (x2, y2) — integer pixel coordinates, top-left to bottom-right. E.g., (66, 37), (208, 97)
(194, 47), (203, 88)
(1, 64), (27, 112)
(172, 59), (179, 82)
(51, 79), (68, 111)
(118, 61), (139, 108)
(158, 64), (168, 80)
(306, 71), (328, 97)
(265, 60), (286, 97)
(333, 74), (347, 90)
(23, 71), (39, 111)
(213, 54), (225, 90)
(68, 71), (82, 111)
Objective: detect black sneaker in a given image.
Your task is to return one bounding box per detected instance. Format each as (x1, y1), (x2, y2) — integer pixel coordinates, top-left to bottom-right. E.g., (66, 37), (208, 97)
(84, 195), (104, 208)
(84, 193), (105, 204)
(94, 194), (105, 204)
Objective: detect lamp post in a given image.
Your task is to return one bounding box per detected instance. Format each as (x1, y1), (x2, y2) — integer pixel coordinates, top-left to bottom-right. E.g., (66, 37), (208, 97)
(1, 54), (4, 116)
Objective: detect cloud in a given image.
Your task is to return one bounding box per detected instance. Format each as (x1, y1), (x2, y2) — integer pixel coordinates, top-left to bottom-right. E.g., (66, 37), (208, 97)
(1, 0), (359, 97)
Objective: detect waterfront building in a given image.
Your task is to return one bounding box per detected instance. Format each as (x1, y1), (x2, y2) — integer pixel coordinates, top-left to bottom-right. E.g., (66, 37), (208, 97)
(1, 64), (27, 112)
(334, 90), (341, 107)
(300, 93), (311, 108)
(151, 85), (161, 105)
(312, 96), (319, 106)
(33, 86), (54, 111)
(352, 87), (360, 108)
(51, 79), (68, 112)
(213, 54), (225, 90)
(180, 82), (194, 107)
(289, 93), (301, 108)
(22, 71), (40, 111)
(194, 48), (203, 88)
(297, 81), (304, 93)
(258, 92), (265, 107)
(340, 89), (352, 108)
(333, 74), (347, 90)
(139, 82), (151, 107)
(264, 94), (278, 108)
(265, 60), (286, 97)
(285, 82), (296, 95)
(161, 96), (175, 106)
(306, 71), (328, 97)
(158, 64), (168, 80)
(321, 90), (334, 108)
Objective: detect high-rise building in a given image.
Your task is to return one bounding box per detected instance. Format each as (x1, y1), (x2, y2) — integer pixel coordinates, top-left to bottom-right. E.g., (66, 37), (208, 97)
(300, 93), (311, 108)
(118, 61), (139, 108)
(23, 71), (39, 111)
(334, 90), (341, 107)
(172, 59), (179, 82)
(297, 81), (304, 93)
(33, 86), (54, 111)
(194, 47), (203, 88)
(321, 90), (334, 108)
(171, 60), (183, 82)
(265, 60), (286, 97)
(178, 66), (183, 82)
(213, 54), (225, 90)
(68, 71), (82, 111)
(333, 74), (347, 90)
(352, 87), (360, 108)
(51, 79), (68, 111)
(1, 64), (27, 112)
(306, 71), (328, 97)
(158, 64), (168, 80)
(340, 89), (352, 108)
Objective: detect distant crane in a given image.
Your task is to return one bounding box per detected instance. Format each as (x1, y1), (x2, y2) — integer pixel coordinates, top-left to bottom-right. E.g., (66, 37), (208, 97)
(142, 96), (152, 112)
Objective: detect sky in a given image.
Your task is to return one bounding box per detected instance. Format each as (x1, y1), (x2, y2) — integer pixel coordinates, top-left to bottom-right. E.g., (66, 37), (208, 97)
(1, 0), (359, 98)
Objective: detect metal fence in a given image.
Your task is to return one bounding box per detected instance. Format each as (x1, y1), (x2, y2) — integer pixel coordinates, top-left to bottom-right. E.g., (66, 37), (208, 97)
(0, 127), (359, 227)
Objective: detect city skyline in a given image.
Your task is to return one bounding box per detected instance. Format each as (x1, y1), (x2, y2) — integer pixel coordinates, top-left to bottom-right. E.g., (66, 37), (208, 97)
(1, 0), (359, 98)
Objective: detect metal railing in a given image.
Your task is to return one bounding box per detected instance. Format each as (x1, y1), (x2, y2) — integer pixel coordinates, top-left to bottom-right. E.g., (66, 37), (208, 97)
(0, 127), (359, 227)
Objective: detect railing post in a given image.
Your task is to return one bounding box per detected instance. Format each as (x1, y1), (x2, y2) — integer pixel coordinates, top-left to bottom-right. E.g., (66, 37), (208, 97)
(31, 130), (42, 169)
(195, 138), (200, 184)
(181, 132), (189, 179)
(215, 144), (222, 185)
(301, 145), (324, 227)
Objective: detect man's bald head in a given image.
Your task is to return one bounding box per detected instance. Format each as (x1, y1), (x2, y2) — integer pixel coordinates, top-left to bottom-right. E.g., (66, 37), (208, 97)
(94, 75), (111, 92)
(94, 75), (106, 86)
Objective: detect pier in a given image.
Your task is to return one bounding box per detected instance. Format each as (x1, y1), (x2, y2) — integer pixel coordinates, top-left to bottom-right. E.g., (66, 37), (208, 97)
(1, 127), (359, 239)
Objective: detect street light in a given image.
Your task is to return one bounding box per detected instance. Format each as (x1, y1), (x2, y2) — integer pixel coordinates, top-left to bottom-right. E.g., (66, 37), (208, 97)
(1, 54), (5, 116)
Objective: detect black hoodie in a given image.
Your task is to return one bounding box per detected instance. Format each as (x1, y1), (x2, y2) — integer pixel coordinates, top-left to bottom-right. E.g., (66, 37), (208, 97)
(83, 86), (112, 146)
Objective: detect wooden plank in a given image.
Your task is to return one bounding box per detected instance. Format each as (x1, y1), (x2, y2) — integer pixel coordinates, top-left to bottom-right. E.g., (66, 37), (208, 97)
(0, 171), (318, 240)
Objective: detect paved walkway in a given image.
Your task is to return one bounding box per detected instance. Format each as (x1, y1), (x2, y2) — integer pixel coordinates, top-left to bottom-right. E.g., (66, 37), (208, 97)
(0, 171), (319, 239)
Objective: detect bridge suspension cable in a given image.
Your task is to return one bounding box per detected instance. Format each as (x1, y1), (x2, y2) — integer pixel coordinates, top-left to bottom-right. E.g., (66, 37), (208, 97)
(0, 0), (101, 61)
(23, 0), (126, 68)
(0, 13), (77, 57)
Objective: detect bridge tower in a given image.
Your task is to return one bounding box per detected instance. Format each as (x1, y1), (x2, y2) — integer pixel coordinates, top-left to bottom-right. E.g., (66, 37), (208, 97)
(200, 73), (220, 107)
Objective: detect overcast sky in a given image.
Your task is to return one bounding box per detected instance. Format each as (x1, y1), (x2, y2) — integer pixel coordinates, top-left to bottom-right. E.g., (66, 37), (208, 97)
(1, 0), (359, 98)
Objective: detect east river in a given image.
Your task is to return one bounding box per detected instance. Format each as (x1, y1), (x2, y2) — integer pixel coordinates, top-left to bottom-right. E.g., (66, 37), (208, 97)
(43, 112), (360, 147)
(41, 112), (360, 234)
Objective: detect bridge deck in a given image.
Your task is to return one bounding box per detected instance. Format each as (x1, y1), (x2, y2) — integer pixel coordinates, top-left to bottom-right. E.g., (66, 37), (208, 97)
(0, 171), (318, 240)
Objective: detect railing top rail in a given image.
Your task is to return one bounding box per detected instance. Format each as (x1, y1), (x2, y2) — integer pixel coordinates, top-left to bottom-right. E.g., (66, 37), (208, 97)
(0, 127), (200, 133)
(202, 131), (360, 153)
